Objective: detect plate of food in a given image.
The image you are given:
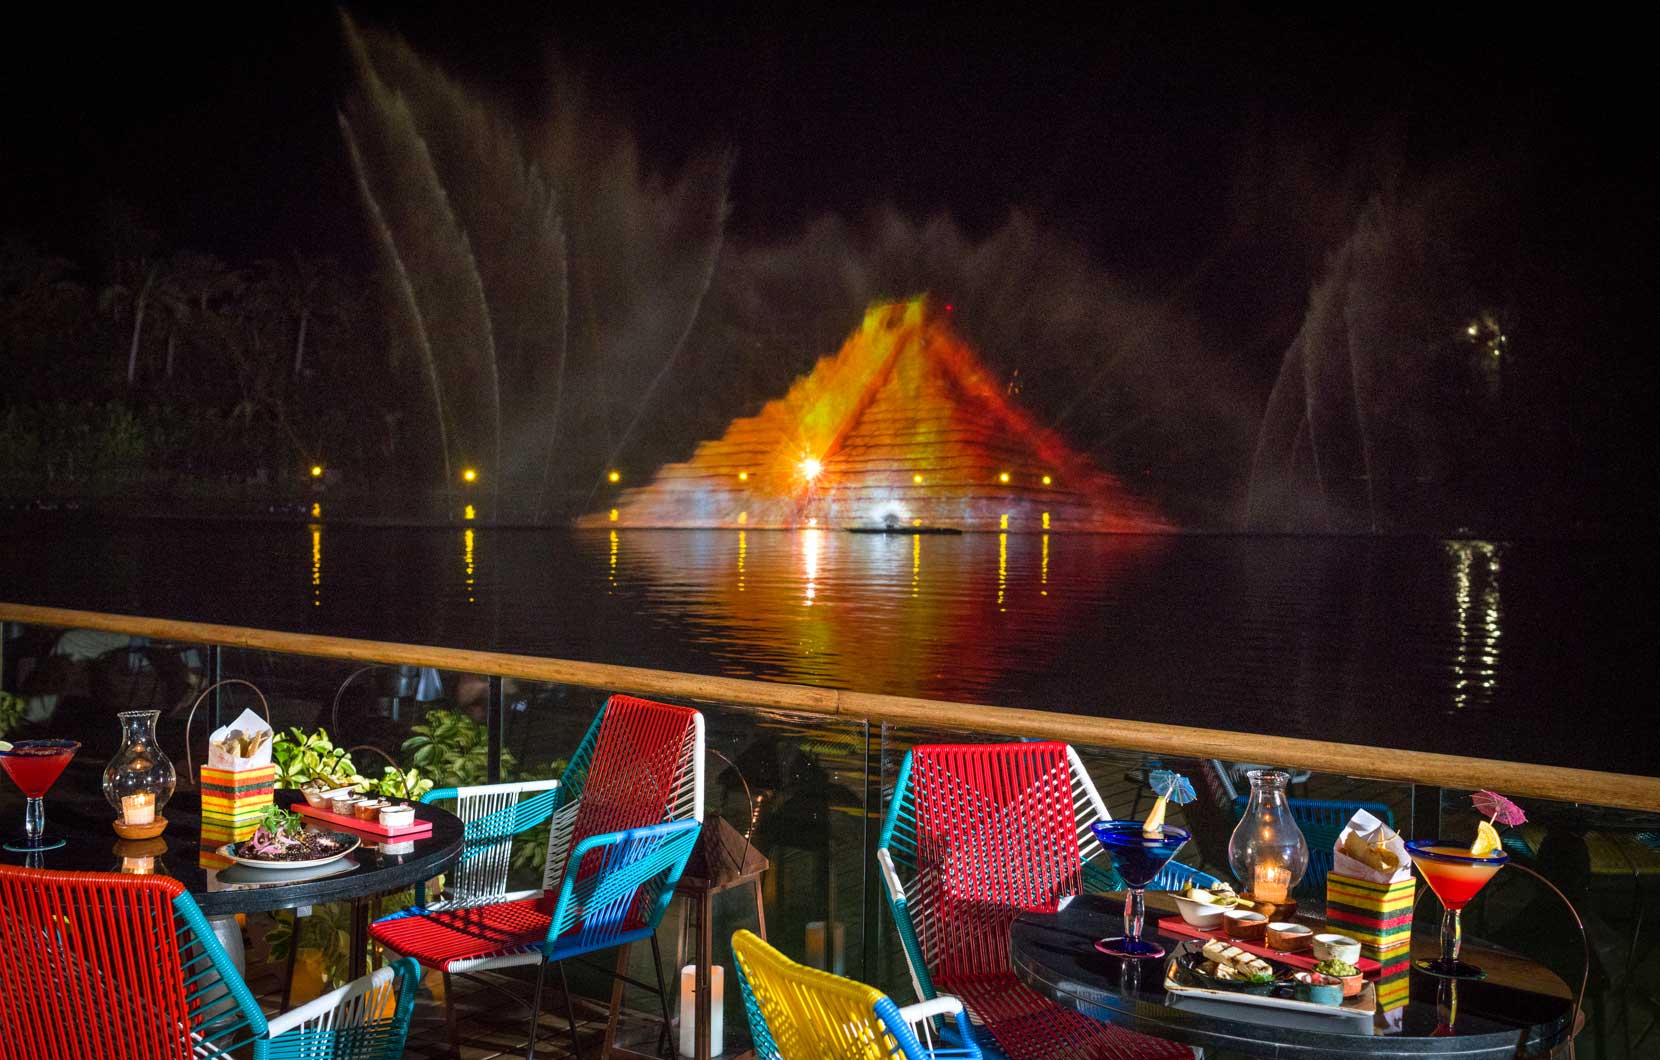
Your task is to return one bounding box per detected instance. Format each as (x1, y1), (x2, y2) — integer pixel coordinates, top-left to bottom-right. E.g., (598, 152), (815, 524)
(1175, 938), (1294, 995)
(220, 805), (360, 869)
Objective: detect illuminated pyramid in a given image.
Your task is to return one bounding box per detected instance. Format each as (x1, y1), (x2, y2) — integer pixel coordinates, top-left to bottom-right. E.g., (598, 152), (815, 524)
(582, 298), (1167, 531)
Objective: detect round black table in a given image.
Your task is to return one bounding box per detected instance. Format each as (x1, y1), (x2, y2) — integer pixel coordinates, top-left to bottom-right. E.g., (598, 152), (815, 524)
(1009, 894), (1574, 1058)
(0, 762), (463, 978)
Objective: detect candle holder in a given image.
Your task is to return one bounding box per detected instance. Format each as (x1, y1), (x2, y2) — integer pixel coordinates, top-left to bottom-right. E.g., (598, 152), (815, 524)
(103, 709), (176, 839)
(1227, 769), (1309, 908)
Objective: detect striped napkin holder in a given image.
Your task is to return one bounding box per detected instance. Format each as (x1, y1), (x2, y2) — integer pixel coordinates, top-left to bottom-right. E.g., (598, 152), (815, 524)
(1327, 808), (1415, 1012)
(200, 764), (276, 828)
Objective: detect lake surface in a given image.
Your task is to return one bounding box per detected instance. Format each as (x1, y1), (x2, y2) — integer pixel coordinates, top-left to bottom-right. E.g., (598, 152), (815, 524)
(1, 517), (1654, 775)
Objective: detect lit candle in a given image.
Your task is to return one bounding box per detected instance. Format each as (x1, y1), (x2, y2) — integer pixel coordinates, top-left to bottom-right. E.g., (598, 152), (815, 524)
(122, 792), (156, 826)
(1253, 862), (1290, 904)
(677, 963), (724, 1058)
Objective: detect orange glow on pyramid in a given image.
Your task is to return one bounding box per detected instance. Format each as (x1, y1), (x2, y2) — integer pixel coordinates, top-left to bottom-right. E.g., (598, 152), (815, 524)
(580, 297), (1168, 531)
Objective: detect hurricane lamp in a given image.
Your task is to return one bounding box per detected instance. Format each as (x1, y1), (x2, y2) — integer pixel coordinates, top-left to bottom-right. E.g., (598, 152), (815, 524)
(103, 709), (176, 839)
(1227, 768), (1309, 905)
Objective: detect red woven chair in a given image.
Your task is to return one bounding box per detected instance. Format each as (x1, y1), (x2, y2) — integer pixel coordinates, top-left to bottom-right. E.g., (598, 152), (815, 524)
(0, 864), (418, 1060)
(371, 694), (704, 1059)
(877, 742), (1193, 1060)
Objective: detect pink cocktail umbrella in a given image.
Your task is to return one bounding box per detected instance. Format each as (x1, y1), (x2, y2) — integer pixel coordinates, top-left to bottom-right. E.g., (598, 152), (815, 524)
(1471, 790), (1527, 827)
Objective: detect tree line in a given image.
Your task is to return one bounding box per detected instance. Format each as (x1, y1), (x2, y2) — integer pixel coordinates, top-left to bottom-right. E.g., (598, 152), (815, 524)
(0, 231), (431, 495)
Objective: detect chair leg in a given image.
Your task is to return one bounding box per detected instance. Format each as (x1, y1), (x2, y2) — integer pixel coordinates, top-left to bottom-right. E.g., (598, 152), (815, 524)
(525, 958), (549, 1060)
(558, 960), (583, 1059)
(650, 934), (673, 1059)
(445, 970), (461, 1060)
(279, 912), (299, 1010)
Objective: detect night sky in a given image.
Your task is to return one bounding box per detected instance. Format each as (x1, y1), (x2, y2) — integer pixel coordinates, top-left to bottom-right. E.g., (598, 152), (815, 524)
(4, 4), (1647, 286)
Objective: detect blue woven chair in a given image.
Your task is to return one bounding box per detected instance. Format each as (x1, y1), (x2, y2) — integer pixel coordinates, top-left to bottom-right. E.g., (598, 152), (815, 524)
(1230, 795), (1396, 898)
(372, 695), (704, 1059)
(0, 864), (418, 1060)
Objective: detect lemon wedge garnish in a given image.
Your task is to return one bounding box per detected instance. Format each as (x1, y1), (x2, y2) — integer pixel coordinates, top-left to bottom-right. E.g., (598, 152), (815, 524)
(1141, 795), (1169, 837)
(1470, 820), (1502, 857)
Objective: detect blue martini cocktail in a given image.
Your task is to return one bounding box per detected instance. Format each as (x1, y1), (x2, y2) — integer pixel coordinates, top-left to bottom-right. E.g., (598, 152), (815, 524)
(1092, 821), (1190, 958)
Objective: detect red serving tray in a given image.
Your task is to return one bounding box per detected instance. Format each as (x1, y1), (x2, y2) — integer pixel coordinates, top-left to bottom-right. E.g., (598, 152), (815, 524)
(295, 803), (433, 839)
(1158, 917), (1382, 978)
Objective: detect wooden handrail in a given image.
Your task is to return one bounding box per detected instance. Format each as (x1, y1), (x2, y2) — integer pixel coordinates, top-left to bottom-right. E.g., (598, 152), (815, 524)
(5, 601), (1658, 813)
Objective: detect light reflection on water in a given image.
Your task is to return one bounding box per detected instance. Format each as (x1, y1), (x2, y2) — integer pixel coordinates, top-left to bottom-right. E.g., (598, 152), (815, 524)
(0, 520), (1652, 773)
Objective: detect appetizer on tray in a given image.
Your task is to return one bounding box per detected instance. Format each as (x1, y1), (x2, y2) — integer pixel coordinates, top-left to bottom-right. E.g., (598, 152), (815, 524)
(222, 805), (360, 869)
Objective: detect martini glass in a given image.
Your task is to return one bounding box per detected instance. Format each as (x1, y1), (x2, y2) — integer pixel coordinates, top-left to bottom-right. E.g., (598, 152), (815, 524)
(1092, 821), (1190, 959)
(1, 739), (81, 852)
(1406, 839), (1507, 980)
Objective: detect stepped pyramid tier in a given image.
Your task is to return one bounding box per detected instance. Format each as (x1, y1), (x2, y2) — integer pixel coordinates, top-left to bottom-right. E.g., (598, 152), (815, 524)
(580, 298), (1168, 532)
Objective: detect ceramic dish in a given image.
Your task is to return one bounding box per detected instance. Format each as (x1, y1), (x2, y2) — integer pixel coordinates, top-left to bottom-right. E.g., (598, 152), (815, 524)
(1292, 971), (1344, 1006)
(220, 832), (360, 870)
(378, 803), (416, 828)
(1313, 933), (1361, 965)
(301, 783), (358, 809)
(1171, 894), (1228, 930)
(1222, 909), (1268, 941)
(1266, 922), (1313, 951)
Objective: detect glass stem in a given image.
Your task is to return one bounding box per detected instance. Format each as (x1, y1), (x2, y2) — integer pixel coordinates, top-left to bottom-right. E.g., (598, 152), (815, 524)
(1123, 887), (1146, 944)
(24, 796), (43, 841)
(1440, 906), (1462, 966)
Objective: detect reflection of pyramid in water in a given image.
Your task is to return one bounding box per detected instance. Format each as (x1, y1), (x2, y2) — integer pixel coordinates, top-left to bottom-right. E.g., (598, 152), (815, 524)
(581, 297), (1167, 531)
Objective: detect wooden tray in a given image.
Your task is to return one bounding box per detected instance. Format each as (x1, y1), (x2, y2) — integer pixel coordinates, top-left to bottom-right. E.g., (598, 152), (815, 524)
(295, 803), (432, 839)
(1158, 917), (1381, 978)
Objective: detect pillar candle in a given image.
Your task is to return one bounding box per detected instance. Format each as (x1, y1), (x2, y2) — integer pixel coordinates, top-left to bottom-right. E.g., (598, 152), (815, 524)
(678, 962), (724, 1058)
(122, 792), (156, 826)
(1253, 862), (1290, 904)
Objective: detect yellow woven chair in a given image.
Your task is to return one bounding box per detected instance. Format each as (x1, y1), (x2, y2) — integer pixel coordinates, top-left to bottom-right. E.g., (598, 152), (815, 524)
(731, 930), (981, 1060)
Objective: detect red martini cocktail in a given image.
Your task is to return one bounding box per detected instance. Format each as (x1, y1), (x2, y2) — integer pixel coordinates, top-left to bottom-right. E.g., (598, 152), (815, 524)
(0, 739), (81, 852)
(1406, 839), (1507, 980)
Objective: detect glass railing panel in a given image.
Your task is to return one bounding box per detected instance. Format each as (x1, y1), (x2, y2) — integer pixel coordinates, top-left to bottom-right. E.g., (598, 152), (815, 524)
(0, 619), (213, 762)
(1424, 788), (1660, 1060)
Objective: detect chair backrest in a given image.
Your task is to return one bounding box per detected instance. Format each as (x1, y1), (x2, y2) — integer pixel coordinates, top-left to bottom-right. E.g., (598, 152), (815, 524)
(422, 777), (561, 908)
(0, 865), (264, 1059)
(540, 695), (703, 914)
(1229, 795), (1396, 897)
(732, 929), (934, 1060)
(883, 742), (1096, 984)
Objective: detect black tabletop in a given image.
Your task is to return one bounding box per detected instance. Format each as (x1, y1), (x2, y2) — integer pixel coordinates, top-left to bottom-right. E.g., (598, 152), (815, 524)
(0, 761), (464, 916)
(1009, 894), (1573, 1059)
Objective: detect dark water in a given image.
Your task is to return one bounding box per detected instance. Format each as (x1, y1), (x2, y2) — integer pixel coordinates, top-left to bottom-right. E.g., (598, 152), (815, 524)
(1, 517), (1654, 775)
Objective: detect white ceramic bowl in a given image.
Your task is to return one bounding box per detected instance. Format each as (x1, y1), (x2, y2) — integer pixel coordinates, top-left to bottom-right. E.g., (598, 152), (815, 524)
(1313, 933), (1361, 965)
(378, 803), (416, 829)
(1172, 894), (1227, 930)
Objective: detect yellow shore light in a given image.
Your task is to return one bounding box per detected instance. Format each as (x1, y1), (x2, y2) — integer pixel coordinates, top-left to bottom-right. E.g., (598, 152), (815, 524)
(608, 469), (621, 483)
(738, 471), (749, 482)
(1042, 474), (1053, 486)
(462, 468), (478, 483)
(310, 465), (323, 478)
(999, 471), (1010, 484)
(913, 473), (924, 484)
